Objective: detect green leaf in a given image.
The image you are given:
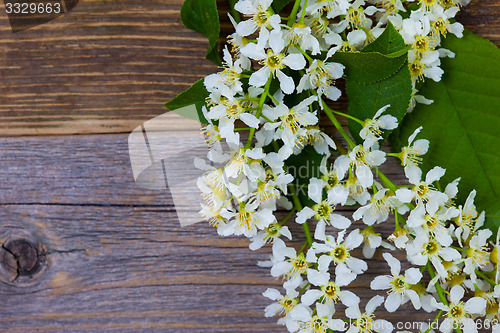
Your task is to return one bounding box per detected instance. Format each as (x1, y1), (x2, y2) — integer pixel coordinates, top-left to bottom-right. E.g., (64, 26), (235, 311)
(330, 52), (407, 84)
(362, 21), (406, 55)
(342, 23), (412, 143)
(181, 0), (221, 65)
(272, 0), (293, 12)
(346, 62), (412, 142)
(165, 79), (209, 124)
(391, 30), (500, 237)
(286, 146), (323, 207)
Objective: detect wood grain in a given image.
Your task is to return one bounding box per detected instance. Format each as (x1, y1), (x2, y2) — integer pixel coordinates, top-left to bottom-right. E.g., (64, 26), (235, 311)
(0, 0), (217, 136)
(0, 0), (498, 332)
(0, 0), (498, 136)
(0, 134), (430, 332)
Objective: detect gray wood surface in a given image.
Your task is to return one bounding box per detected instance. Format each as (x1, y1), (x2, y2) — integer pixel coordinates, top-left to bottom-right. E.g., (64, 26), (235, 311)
(0, 134), (438, 332)
(0, 0), (499, 331)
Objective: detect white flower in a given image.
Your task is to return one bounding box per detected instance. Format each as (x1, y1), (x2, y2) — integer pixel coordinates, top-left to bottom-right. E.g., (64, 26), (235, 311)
(370, 253), (423, 312)
(219, 201), (276, 237)
(454, 190), (483, 244)
(249, 224), (292, 250)
(204, 47), (250, 95)
(342, 175), (372, 206)
(294, 127), (337, 155)
(325, 29), (367, 53)
(234, 0), (280, 36)
(406, 202), (458, 247)
(308, 229), (367, 275)
(263, 96), (318, 147)
(206, 98), (260, 145)
(399, 126), (429, 183)
(432, 285), (487, 333)
(250, 169), (294, 209)
(361, 226), (394, 259)
(271, 245), (309, 279)
(388, 228), (410, 249)
(285, 23), (321, 55)
(395, 166), (448, 213)
(296, 178), (352, 239)
(335, 141), (386, 188)
(288, 303), (345, 333)
(400, 11), (431, 45)
(307, 0), (350, 18)
(297, 49), (345, 101)
(463, 229), (493, 282)
(345, 295), (394, 333)
(353, 188), (403, 226)
(222, 146), (266, 184)
(318, 157), (349, 204)
(199, 202), (226, 228)
(406, 232), (461, 278)
(263, 275), (302, 317)
(359, 105), (398, 141)
(242, 31), (306, 94)
(409, 84), (434, 111)
(428, 6), (464, 38)
(344, 0), (377, 30)
(302, 264), (359, 310)
(409, 49), (444, 82)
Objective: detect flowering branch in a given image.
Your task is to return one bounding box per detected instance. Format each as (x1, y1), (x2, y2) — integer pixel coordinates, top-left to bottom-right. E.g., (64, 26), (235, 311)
(169, 0), (500, 331)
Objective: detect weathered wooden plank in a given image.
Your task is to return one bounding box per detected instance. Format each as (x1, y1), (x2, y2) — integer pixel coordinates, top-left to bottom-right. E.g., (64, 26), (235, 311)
(0, 0), (217, 136)
(0, 0), (498, 136)
(0, 205), (431, 332)
(458, 0), (500, 45)
(0, 133), (430, 332)
(0, 131), (404, 206)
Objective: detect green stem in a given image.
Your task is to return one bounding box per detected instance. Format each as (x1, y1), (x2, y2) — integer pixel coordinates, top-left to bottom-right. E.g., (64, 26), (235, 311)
(287, 0), (302, 26)
(374, 167), (415, 210)
(279, 208), (297, 226)
(331, 110), (364, 125)
(298, 240), (309, 253)
(289, 184), (313, 246)
(427, 259), (462, 333)
(427, 262), (449, 306)
(268, 93), (279, 105)
(299, 0), (308, 23)
(221, 196), (235, 209)
(234, 127), (252, 131)
(475, 270), (496, 287)
(261, 115), (273, 122)
(320, 99), (356, 149)
(450, 245), (467, 253)
(423, 310), (442, 333)
(298, 282), (310, 294)
(375, 168), (398, 193)
(245, 76), (272, 149)
(296, 45), (313, 63)
(228, 0), (242, 23)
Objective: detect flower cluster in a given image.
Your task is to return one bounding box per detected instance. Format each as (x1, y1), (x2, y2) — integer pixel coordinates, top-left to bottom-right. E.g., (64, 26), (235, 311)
(194, 0), (499, 332)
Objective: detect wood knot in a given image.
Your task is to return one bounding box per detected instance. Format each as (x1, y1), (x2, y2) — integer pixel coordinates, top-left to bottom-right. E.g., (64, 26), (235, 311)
(0, 238), (46, 286)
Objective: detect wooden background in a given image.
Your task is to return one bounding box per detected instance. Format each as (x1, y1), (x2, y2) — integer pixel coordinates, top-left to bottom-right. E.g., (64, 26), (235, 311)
(0, 0), (498, 332)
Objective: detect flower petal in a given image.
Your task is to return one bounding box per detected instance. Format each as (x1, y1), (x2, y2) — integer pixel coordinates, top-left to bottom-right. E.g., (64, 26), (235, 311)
(277, 70), (295, 94)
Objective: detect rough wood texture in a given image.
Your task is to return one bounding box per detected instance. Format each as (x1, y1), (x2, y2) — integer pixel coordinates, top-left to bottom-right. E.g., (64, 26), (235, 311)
(0, 0), (499, 332)
(0, 0), (498, 136)
(0, 134), (427, 333)
(0, 0), (216, 136)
